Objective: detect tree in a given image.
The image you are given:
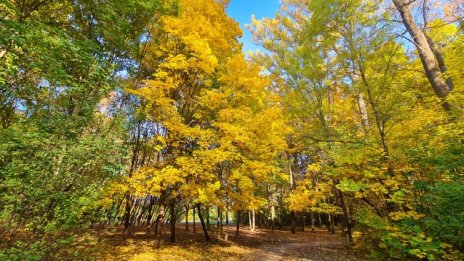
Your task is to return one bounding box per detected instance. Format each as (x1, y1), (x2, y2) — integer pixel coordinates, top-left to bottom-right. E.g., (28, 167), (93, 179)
(0, 0), (168, 258)
(116, 0), (289, 243)
(392, 0), (455, 110)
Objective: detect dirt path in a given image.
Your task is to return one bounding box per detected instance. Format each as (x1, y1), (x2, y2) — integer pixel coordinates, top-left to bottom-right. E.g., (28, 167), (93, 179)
(257, 243), (308, 261)
(254, 232), (365, 261)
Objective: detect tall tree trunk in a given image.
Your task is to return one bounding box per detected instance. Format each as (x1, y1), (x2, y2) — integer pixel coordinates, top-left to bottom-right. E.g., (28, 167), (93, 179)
(271, 205), (275, 231)
(206, 207), (210, 231)
(136, 205), (145, 226)
(356, 93), (370, 134)
(329, 214), (335, 234)
(217, 206), (221, 235)
(425, 35), (454, 91)
(219, 207), (223, 233)
(125, 122), (143, 238)
(300, 214), (305, 232)
(154, 204), (165, 236)
(146, 198), (155, 233)
(235, 211), (241, 238)
(170, 201), (176, 243)
(154, 204), (165, 249)
(193, 206), (196, 233)
(248, 211), (252, 230)
(154, 216), (160, 236)
(310, 211), (315, 232)
(251, 210), (256, 231)
(185, 204), (189, 231)
(123, 195), (132, 238)
(291, 211), (296, 234)
(197, 204), (210, 241)
(278, 188), (284, 230)
(392, 0), (452, 110)
(334, 185), (353, 245)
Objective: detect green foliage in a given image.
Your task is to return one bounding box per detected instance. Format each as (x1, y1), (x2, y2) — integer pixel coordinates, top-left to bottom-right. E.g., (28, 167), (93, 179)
(0, 116), (128, 233)
(0, 0), (169, 257)
(0, 240), (47, 261)
(420, 183), (464, 251)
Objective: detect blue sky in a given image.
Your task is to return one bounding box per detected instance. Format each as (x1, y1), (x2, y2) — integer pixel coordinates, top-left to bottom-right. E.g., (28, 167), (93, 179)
(226, 0), (281, 53)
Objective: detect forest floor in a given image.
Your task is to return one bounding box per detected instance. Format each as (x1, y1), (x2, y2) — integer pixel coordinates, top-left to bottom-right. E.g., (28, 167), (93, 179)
(71, 225), (366, 260)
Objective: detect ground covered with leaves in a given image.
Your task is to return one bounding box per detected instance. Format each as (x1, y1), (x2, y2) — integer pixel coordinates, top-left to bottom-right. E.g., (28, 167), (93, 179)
(69, 225), (365, 261)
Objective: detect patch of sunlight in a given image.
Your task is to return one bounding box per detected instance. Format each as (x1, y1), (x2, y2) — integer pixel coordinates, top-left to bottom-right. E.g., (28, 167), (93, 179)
(129, 246), (203, 261)
(212, 245), (254, 256)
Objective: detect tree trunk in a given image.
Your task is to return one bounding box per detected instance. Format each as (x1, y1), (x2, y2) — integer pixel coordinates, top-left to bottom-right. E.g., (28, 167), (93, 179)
(217, 206), (221, 235)
(289, 157), (294, 189)
(270, 204), (276, 231)
(356, 93), (369, 134)
(197, 204), (210, 241)
(248, 211), (252, 230)
(291, 211), (296, 234)
(310, 211), (315, 232)
(123, 194), (132, 238)
(154, 216), (160, 236)
(206, 207), (210, 231)
(131, 204), (142, 226)
(154, 204), (165, 249)
(185, 204), (189, 231)
(235, 211), (241, 238)
(146, 198), (155, 234)
(193, 206), (196, 233)
(335, 185), (353, 245)
(393, 0), (451, 110)
(219, 208), (223, 233)
(301, 214), (305, 232)
(170, 201), (176, 243)
(251, 210), (256, 231)
(278, 189), (284, 230)
(329, 214), (335, 234)
(425, 35), (454, 91)
(154, 204), (165, 236)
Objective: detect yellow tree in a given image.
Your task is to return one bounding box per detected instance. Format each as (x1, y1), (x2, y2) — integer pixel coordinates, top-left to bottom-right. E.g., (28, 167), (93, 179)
(110, 0), (288, 243)
(201, 53), (289, 235)
(118, 0), (241, 242)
